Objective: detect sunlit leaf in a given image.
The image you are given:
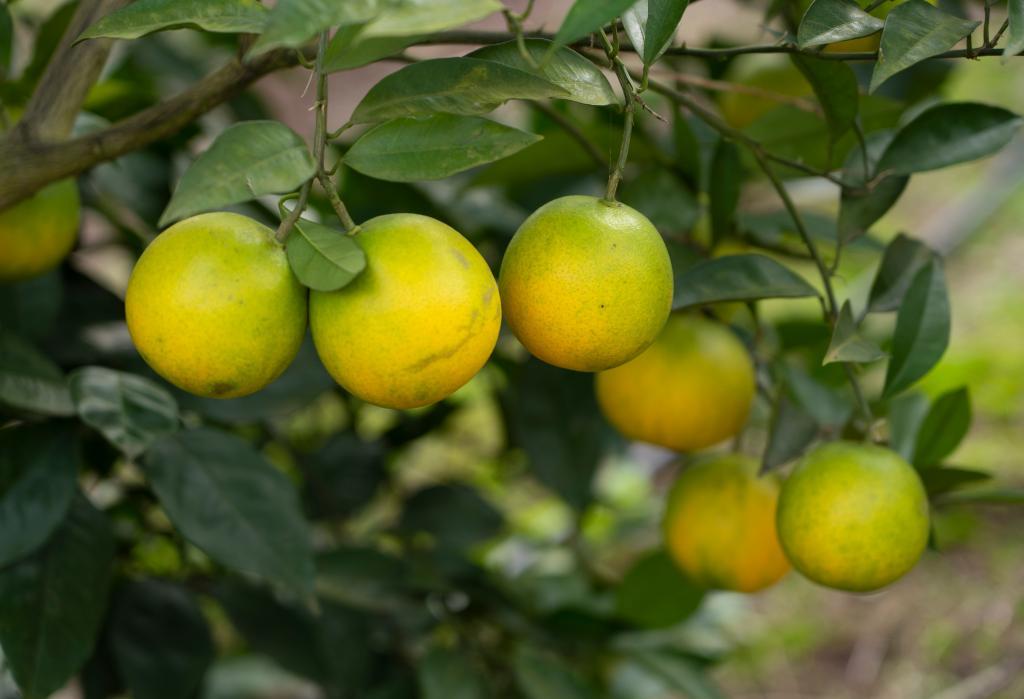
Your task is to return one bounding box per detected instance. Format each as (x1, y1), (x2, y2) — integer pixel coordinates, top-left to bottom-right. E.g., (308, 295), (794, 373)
(823, 301), (886, 365)
(79, 0), (267, 41)
(285, 219), (366, 292)
(913, 387), (970, 467)
(797, 0), (884, 49)
(552, 0), (639, 52)
(359, 0), (501, 38)
(250, 0), (389, 56)
(622, 0), (688, 65)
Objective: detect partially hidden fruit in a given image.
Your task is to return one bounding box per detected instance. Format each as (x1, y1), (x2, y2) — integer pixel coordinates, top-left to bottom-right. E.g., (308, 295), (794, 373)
(663, 455), (790, 593)
(718, 57), (812, 129)
(310, 213), (500, 410)
(0, 179), (80, 282)
(596, 314), (755, 452)
(499, 195), (673, 372)
(125, 212), (307, 399)
(776, 441), (930, 593)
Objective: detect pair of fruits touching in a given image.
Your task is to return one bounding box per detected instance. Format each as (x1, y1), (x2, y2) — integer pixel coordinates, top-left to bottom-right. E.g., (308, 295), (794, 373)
(124, 195), (674, 409)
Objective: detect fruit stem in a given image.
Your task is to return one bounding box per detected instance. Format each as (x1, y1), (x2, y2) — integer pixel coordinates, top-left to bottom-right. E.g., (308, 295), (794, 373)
(313, 32), (358, 234)
(275, 181), (310, 243)
(598, 28), (637, 203)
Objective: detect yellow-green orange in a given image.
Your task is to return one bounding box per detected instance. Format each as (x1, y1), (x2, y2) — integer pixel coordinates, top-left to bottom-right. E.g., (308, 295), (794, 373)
(596, 314), (755, 452)
(776, 441), (930, 593)
(0, 180), (80, 282)
(125, 212), (306, 399)
(663, 455), (790, 593)
(499, 196), (673, 372)
(310, 213), (500, 410)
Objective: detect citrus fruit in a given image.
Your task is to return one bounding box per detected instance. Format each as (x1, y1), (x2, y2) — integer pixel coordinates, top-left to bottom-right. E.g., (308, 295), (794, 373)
(0, 179), (80, 282)
(663, 454), (790, 592)
(595, 314), (755, 452)
(776, 441), (930, 592)
(498, 195), (673, 372)
(310, 213), (500, 410)
(125, 212), (306, 399)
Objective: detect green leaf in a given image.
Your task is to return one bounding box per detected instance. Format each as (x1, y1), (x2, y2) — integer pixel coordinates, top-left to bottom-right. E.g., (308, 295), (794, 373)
(79, 0), (267, 41)
(913, 387), (970, 467)
(762, 396), (818, 472)
(672, 112), (703, 190)
(0, 271), (63, 342)
(109, 580), (214, 699)
(615, 550), (704, 629)
(783, 363), (852, 429)
(869, 0), (979, 93)
(469, 39), (620, 106)
(790, 54), (858, 141)
(882, 258), (950, 398)
(249, 0), (385, 56)
(918, 466), (991, 497)
(797, 0), (884, 49)
(0, 424), (78, 567)
(350, 58), (568, 124)
(824, 301), (886, 364)
(0, 329), (74, 416)
(142, 428), (315, 597)
(867, 233), (936, 312)
(358, 0), (501, 38)
(69, 367), (179, 458)
(285, 220), (366, 292)
(417, 647), (487, 699)
(620, 169), (700, 235)
(302, 435), (387, 521)
(552, 0), (639, 52)
(1004, 0), (1024, 59)
(622, 0), (688, 65)
(708, 138), (741, 246)
(0, 496), (114, 699)
(628, 650), (724, 699)
(838, 131), (908, 243)
(398, 484), (503, 553)
(345, 114), (542, 181)
(160, 121), (315, 226)
(673, 254), (820, 310)
(513, 646), (599, 699)
(876, 102), (1023, 175)
(888, 391), (930, 461)
(938, 488), (1024, 506)
(315, 546), (409, 612)
(324, 25), (421, 72)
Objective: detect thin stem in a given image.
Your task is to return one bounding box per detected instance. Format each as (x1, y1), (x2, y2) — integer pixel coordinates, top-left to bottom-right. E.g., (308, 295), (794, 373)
(990, 19), (1010, 47)
(275, 181), (310, 242)
(598, 29), (640, 202)
(312, 32), (358, 233)
(530, 101), (609, 169)
(984, 1), (992, 46)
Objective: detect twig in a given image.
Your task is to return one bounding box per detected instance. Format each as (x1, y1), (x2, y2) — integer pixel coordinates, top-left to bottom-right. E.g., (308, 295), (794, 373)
(275, 183), (310, 242)
(530, 102), (609, 169)
(310, 33), (357, 233)
(598, 29), (638, 202)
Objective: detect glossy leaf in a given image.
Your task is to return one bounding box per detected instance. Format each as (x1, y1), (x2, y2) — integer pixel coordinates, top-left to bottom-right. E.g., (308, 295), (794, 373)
(762, 396), (818, 472)
(514, 646), (599, 699)
(615, 550), (704, 629)
(791, 54), (858, 141)
(0, 329), (74, 416)
(80, 0), (265, 42)
(824, 301), (886, 364)
(69, 366), (179, 458)
(867, 234), (936, 313)
(0, 496), (114, 699)
(913, 387), (970, 467)
(708, 138), (741, 246)
(888, 392), (931, 461)
(0, 424), (78, 567)
(838, 131), (908, 243)
(552, 0), (640, 52)
(417, 647), (487, 699)
(918, 466), (991, 497)
(673, 254), (820, 310)
(398, 484), (503, 553)
(869, 1), (979, 93)
(797, 0), (884, 49)
(876, 103), (1023, 175)
(469, 39), (619, 106)
(109, 580), (214, 699)
(345, 114), (542, 181)
(622, 0), (688, 65)
(358, 0), (501, 38)
(160, 121), (315, 226)
(882, 259), (950, 398)
(250, 0), (384, 55)
(325, 26), (422, 72)
(1005, 0), (1024, 59)
(351, 58), (568, 124)
(285, 220), (366, 292)
(142, 428), (315, 597)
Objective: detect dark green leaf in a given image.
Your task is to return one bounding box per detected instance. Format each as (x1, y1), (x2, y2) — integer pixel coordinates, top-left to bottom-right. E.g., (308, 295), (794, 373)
(797, 0), (884, 49)
(672, 112), (703, 190)
(708, 138), (741, 246)
(622, 0), (688, 65)
(0, 424), (78, 567)
(938, 488), (1024, 506)
(345, 114), (542, 181)
(0, 496), (114, 699)
(876, 102), (1023, 175)
(883, 258), (950, 398)
(919, 466), (991, 497)
(469, 39), (619, 106)
(673, 254), (820, 310)
(142, 428), (315, 597)
(351, 58), (568, 124)
(888, 391), (930, 461)
(0, 329), (74, 416)
(1005, 0), (1024, 59)
(0, 272), (63, 342)
(324, 25), (421, 72)
(315, 547), (409, 612)
(398, 484), (503, 553)
(620, 169), (699, 235)
(80, 0), (267, 41)
(838, 131), (907, 243)
(552, 0), (640, 52)
(513, 646), (598, 699)
(791, 54), (858, 141)
(69, 367), (179, 458)
(628, 650), (724, 699)
(913, 387), (970, 467)
(110, 580), (213, 699)
(783, 364), (852, 429)
(869, 1), (979, 93)
(867, 234), (936, 312)
(417, 647), (487, 699)
(285, 219), (366, 292)
(358, 0), (501, 38)
(250, 0), (383, 55)
(301, 434), (387, 520)
(615, 550), (704, 629)
(824, 301), (886, 364)
(762, 396), (818, 472)
(160, 121), (315, 226)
